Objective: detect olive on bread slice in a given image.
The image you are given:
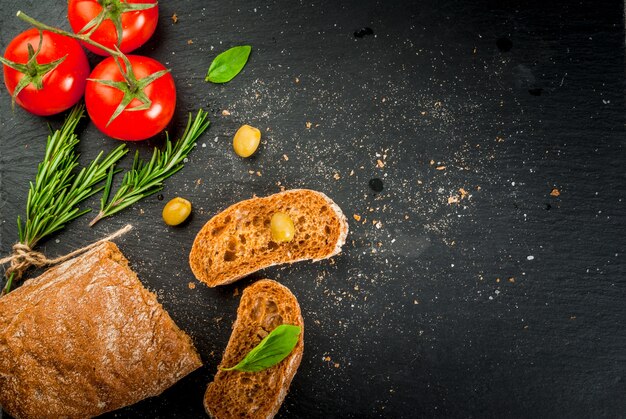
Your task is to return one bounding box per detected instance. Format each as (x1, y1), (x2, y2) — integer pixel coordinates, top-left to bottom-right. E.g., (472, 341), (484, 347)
(189, 189), (348, 287)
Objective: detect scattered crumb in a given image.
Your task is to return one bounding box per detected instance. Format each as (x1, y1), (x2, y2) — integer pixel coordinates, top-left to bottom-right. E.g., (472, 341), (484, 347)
(323, 356), (331, 362)
(283, 154), (289, 161)
(349, 170), (355, 176)
(376, 159), (385, 168)
(550, 188), (560, 197)
(334, 363), (340, 368)
(139, 208), (145, 215)
(353, 214), (362, 222)
(171, 13), (178, 23)
(233, 288), (239, 297)
(430, 160), (435, 165)
(333, 173), (341, 180)
(188, 282), (196, 289)
(436, 165), (446, 171)
(256, 171), (262, 177)
(222, 109), (231, 116)
(248, 170), (255, 175)
(305, 121), (312, 129)
(496, 136), (505, 142)
(459, 188), (468, 199)
(295, 77), (300, 83)
(187, 39), (193, 45)
(195, 178), (202, 186)
(508, 277), (515, 283)
(447, 196), (459, 204)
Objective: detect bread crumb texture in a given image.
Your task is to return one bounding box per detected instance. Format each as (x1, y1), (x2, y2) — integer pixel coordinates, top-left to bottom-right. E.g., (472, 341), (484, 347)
(204, 279), (304, 419)
(0, 242), (202, 418)
(190, 189), (348, 286)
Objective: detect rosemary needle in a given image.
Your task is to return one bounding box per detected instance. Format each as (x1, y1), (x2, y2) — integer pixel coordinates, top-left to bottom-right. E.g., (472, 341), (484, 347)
(4, 105), (127, 294)
(90, 109), (210, 226)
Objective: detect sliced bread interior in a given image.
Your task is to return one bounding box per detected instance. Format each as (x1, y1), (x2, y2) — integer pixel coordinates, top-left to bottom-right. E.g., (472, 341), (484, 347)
(189, 189), (348, 287)
(204, 279), (304, 419)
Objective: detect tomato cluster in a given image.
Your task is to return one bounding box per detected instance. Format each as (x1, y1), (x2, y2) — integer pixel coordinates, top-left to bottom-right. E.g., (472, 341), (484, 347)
(1, 0), (176, 141)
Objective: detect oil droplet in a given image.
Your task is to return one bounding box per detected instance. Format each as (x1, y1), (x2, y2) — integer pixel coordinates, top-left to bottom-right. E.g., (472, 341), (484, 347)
(354, 27), (374, 38)
(496, 37), (513, 52)
(369, 178), (384, 192)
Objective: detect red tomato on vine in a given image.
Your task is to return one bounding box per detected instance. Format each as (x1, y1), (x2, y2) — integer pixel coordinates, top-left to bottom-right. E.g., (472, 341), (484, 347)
(0, 29), (90, 116)
(85, 55), (176, 141)
(68, 0), (159, 56)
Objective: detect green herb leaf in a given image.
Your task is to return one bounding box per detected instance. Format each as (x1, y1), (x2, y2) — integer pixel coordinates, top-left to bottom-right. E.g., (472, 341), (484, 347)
(222, 324), (301, 372)
(206, 45), (252, 83)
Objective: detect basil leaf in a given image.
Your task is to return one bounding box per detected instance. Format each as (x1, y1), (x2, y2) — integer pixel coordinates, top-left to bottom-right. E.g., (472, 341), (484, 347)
(222, 324), (301, 372)
(205, 45), (252, 83)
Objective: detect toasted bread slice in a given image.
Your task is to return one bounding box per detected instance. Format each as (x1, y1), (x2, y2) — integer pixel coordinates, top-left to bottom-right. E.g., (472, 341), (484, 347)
(189, 189), (348, 287)
(204, 279), (304, 418)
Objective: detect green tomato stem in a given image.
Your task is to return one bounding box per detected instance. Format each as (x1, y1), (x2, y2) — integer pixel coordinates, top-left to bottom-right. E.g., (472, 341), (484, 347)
(16, 11), (121, 58)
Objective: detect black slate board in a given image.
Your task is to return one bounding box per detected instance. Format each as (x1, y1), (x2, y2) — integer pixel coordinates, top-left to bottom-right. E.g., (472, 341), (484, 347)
(1, 0), (625, 417)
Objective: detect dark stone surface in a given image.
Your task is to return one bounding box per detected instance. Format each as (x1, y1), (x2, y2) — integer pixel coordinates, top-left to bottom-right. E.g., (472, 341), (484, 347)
(0, 0), (625, 417)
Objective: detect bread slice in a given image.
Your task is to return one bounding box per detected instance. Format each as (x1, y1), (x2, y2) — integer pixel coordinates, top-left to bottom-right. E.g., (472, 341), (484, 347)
(204, 279), (304, 418)
(0, 242), (202, 418)
(189, 189), (348, 287)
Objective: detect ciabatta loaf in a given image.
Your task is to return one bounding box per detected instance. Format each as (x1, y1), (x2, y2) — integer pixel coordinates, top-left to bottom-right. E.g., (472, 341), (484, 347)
(189, 189), (348, 286)
(0, 242), (202, 418)
(204, 279), (304, 418)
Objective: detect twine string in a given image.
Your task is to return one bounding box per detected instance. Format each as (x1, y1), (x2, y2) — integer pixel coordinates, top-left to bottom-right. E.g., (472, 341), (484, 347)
(0, 224), (133, 281)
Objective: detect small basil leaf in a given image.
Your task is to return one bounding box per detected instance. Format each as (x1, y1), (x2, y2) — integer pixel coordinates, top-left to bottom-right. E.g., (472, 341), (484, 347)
(206, 45), (252, 84)
(222, 324), (301, 372)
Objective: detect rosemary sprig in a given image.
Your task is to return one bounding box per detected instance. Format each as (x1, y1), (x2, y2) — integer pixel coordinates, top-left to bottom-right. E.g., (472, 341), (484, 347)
(3, 105), (127, 294)
(90, 109), (210, 226)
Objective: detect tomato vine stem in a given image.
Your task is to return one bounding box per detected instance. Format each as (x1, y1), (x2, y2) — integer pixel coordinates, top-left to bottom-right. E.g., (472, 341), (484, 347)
(16, 11), (121, 57)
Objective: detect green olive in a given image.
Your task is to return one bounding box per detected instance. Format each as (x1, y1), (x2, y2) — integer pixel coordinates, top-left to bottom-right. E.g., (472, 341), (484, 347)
(162, 197), (192, 226)
(270, 212), (295, 242)
(233, 124), (261, 157)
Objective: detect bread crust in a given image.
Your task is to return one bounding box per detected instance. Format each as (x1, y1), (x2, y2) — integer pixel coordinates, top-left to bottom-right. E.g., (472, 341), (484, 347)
(204, 279), (304, 419)
(0, 242), (202, 418)
(189, 189), (349, 287)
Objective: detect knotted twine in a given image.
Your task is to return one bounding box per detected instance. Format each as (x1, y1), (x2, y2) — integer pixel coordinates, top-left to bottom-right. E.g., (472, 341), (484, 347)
(0, 224), (133, 285)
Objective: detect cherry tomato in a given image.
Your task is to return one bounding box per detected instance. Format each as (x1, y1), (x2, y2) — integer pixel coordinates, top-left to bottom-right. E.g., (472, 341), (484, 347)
(85, 55), (176, 141)
(2, 29), (90, 116)
(68, 0), (159, 56)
